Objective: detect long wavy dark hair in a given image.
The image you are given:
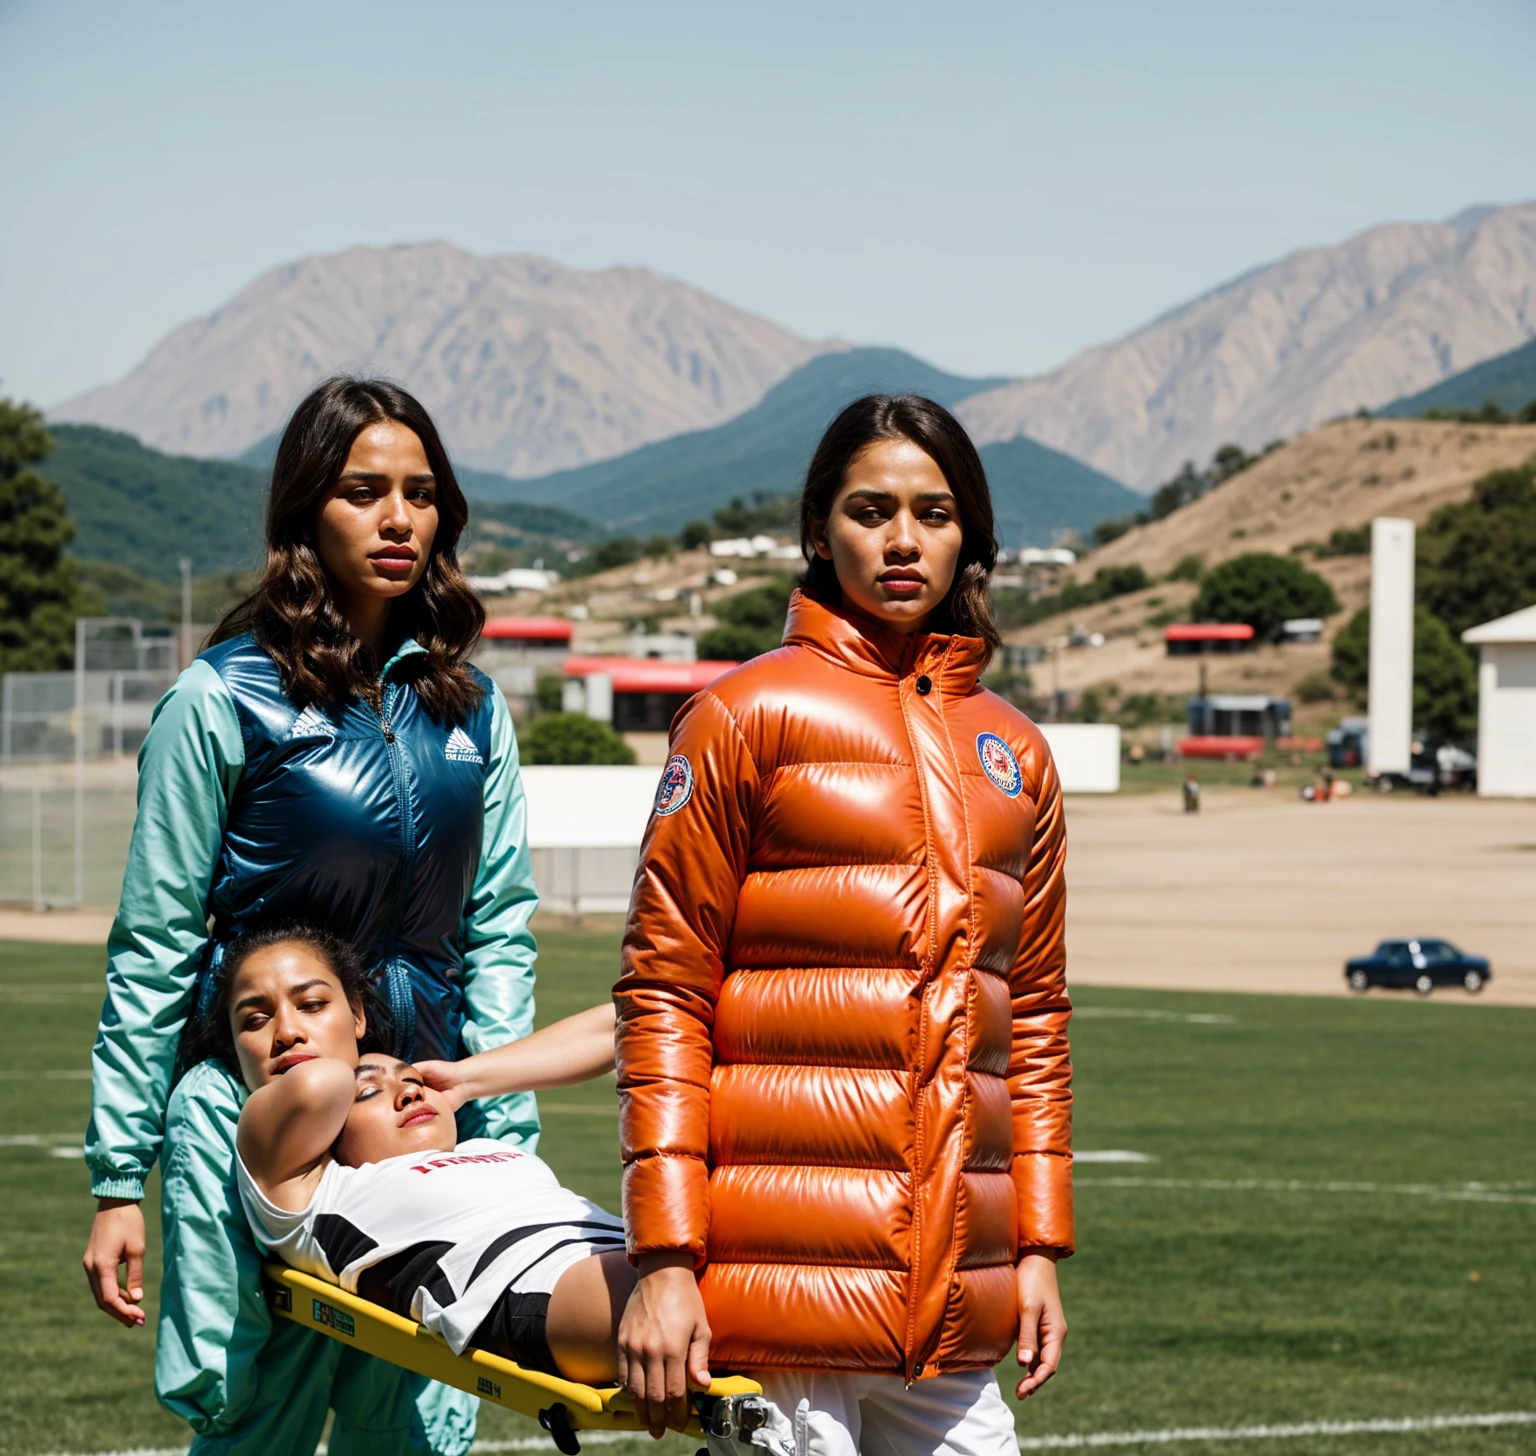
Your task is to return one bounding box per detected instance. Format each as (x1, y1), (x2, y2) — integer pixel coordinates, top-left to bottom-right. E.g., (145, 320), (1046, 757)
(799, 394), (1001, 659)
(181, 921), (395, 1077)
(212, 377), (485, 721)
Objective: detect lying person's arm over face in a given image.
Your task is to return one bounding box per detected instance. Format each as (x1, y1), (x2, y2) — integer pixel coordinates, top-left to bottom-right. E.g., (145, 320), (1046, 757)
(416, 1003), (616, 1108)
(235, 1058), (355, 1198)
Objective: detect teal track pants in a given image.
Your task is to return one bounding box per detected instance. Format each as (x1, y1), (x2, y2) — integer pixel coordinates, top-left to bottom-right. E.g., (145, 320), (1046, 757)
(157, 1061), (477, 1456)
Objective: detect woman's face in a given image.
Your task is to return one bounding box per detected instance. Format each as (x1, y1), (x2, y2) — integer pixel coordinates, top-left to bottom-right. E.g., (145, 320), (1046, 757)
(335, 1054), (458, 1168)
(810, 438), (964, 635)
(226, 943), (366, 1090)
(314, 421), (440, 628)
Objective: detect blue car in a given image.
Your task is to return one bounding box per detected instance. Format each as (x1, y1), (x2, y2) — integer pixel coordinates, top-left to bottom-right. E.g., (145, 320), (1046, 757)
(1345, 938), (1491, 996)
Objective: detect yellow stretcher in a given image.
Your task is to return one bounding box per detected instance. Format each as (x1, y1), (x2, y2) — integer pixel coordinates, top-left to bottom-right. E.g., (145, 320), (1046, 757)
(264, 1264), (766, 1454)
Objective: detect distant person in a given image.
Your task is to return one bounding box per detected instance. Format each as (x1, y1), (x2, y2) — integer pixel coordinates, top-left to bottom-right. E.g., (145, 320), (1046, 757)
(614, 394), (1073, 1454)
(82, 378), (540, 1456)
(1183, 769), (1201, 812)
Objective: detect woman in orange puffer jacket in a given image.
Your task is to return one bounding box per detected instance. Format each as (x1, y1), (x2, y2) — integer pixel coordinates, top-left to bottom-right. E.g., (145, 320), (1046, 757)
(614, 395), (1072, 1456)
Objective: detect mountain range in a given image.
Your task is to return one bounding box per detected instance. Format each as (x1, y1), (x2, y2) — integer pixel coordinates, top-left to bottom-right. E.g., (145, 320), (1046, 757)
(956, 202), (1536, 487)
(43, 200), (1536, 522)
(479, 347), (1141, 546)
(52, 242), (833, 476)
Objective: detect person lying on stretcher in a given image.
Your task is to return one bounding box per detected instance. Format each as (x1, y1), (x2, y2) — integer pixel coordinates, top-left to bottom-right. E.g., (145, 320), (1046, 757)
(203, 922), (634, 1385)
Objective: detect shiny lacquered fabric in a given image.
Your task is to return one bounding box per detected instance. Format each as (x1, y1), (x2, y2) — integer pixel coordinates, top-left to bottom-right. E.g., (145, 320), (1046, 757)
(616, 592), (1072, 1377)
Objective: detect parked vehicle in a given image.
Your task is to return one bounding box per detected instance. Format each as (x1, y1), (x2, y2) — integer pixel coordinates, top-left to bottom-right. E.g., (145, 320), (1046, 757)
(1370, 737), (1477, 794)
(1345, 939), (1491, 996)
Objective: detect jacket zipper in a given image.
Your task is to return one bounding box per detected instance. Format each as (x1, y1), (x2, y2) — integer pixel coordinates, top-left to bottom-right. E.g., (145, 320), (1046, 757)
(897, 661), (942, 1383)
(372, 678), (419, 1046)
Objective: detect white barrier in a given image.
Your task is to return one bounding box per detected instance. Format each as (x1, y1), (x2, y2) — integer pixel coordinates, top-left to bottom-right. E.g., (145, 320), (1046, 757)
(1037, 723), (1121, 794)
(522, 723), (1120, 863)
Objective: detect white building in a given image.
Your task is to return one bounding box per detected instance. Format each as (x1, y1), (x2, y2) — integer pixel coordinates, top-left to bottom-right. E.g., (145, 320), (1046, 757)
(1462, 604), (1536, 798)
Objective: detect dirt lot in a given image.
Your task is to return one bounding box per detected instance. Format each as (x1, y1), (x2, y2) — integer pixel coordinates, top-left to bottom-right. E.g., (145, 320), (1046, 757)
(1064, 789), (1536, 1006)
(5, 789), (1532, 1006)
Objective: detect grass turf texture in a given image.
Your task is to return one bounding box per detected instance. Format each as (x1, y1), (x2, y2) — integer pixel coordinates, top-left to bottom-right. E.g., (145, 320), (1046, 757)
(1, 931), (1531, 1455)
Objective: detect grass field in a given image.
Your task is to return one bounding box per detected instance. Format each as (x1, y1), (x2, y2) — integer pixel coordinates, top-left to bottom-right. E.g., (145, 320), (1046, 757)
(1, 929), (1532, 1455)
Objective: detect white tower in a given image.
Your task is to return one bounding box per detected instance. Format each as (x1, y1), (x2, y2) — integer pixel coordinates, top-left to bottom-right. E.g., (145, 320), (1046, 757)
(1367, 517), (1415, 775)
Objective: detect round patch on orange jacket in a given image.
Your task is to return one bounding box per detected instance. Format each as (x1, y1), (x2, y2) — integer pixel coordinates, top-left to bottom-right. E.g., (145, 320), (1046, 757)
(654, 753), (695, 816)
(976, 732), (1022, 797)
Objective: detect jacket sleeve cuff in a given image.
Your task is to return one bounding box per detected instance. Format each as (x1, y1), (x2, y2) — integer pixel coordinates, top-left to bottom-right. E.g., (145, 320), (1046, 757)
(1013, 1151), (1074, 1257)
(91, 1171), (146, 1201)
(622, 1154), (710, 1268)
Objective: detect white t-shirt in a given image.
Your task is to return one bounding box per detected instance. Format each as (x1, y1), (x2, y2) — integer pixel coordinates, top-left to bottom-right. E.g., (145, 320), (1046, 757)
(237, 1138), (624, 1354)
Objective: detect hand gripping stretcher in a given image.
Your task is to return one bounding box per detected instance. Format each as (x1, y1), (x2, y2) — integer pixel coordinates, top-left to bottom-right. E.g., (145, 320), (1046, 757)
(264, 1264), (793, 1456)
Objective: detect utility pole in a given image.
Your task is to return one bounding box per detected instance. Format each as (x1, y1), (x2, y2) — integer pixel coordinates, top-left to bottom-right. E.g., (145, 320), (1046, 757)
(179, 558), (193, 670)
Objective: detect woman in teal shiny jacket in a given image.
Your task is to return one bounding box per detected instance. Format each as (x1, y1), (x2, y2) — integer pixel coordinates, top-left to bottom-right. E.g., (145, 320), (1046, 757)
(81, 378), (541, 1456)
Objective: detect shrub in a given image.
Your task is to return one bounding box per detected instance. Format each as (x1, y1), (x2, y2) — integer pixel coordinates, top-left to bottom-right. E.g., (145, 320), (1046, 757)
(1294, 670), (1335, 704)
(697, 577), (795, 661)
(1167, 553), (1204, 583)
(680, 520), (713, 551)
(534, 673), (565, 713)
(1190, 553), (1339, 641)
(520, 712), (637, 765)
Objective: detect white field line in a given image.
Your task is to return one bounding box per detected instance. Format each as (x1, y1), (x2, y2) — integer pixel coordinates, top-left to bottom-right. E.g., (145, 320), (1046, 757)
(1079, 1176), (1536, 1206)
(0, 1132), (80, 1146)
(1075, 1151), (1157, 1163)
(1073, 1008), (1235, 1025)
(0, 1067), (90, 1079)
(0, 982), (103, 993)
(41, 1411), (1536, 1456)
(1013, 1410), (1536, 1449)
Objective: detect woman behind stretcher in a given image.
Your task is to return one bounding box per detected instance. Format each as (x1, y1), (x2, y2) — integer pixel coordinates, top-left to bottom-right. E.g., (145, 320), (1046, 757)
(81, 379), (540, 1456)
(614, 396), (1074, 1455)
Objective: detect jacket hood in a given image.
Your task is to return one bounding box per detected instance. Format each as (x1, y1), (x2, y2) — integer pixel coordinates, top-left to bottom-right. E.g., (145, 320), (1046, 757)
(781, 589), (988, 695)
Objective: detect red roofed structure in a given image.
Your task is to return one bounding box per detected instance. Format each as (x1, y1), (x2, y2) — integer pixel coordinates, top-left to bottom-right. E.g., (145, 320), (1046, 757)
(563, 656), (740, 732)
(1164, 622), (1255, 656)
(481, 617), (575, 644)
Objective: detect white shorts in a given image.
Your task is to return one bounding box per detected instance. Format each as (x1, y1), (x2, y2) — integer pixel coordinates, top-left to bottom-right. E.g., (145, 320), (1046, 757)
(751, 1369), (1020, 1456)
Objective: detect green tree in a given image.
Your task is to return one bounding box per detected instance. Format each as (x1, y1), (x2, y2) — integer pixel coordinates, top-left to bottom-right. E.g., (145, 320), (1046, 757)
(1416, 463), (1536, 638)
(519, 712), (637, 765)
(697, 577), (795, 661)
(0, 400), (93, 674)
(1330, 607), (1477, 743)
(1190, 552), (1339, 640)
(680, 520), (713, 551)
(534, 673), (565, 714)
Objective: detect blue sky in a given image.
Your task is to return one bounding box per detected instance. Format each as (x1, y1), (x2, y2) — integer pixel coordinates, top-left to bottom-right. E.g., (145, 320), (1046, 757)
(2, 0), (1534, 408)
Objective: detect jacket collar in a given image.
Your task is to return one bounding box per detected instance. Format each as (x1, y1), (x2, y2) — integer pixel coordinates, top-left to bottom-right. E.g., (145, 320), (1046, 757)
(781, 589), (987, 695)
(380, 637), (427, 679)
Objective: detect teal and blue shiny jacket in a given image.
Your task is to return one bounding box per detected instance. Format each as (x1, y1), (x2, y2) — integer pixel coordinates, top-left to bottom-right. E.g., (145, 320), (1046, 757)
(86, 632), (540, 1200)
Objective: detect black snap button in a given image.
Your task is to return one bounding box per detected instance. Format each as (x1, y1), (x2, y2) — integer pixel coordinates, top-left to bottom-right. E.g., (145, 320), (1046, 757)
(915, 675), (932, 696)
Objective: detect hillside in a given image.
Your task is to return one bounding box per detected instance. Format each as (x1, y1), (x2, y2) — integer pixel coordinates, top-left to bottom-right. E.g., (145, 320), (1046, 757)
(1381, 337), (1536, 418)
(958, 201), (1536, 488)
(1004, 418), (1536, 721)
(474, 348), (1141, 545)
(42, 424), (266, 579)
(50, 242), (836, 475)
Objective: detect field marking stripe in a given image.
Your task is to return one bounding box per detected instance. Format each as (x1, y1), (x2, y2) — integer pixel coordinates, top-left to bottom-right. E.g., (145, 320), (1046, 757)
(1015, 1411), (1536, 1448)
(0, 1068), (90, 1079)
(1078, 1176), (1536, 1206)
(41, 1412), (1536, 1456)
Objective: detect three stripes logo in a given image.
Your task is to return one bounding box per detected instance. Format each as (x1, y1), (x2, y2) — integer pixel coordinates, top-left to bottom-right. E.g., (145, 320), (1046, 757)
(288, 706), (336, 740)
(445, 727), (485, 765)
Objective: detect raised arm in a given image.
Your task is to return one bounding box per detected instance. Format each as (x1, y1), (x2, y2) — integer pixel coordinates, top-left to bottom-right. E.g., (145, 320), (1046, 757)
(418, 1004), (616, 1105)
(236, 1058), (355, 1197)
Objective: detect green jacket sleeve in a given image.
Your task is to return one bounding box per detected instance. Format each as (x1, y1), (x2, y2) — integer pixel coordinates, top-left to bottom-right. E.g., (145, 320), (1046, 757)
(85, 660), (244, 1200)
(456, 683), (541, 1150)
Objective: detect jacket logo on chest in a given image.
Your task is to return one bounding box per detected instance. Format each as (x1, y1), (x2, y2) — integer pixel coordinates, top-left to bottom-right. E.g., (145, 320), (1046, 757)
(445, 727), (485, 765)
(654, 754), (694, 816)
(288, 706), (337, 740)
(976, 732), (1023, 798)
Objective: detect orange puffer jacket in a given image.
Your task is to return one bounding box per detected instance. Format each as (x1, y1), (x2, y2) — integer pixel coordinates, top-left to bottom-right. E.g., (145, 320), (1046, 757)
(616, 592), (1072, 1378)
